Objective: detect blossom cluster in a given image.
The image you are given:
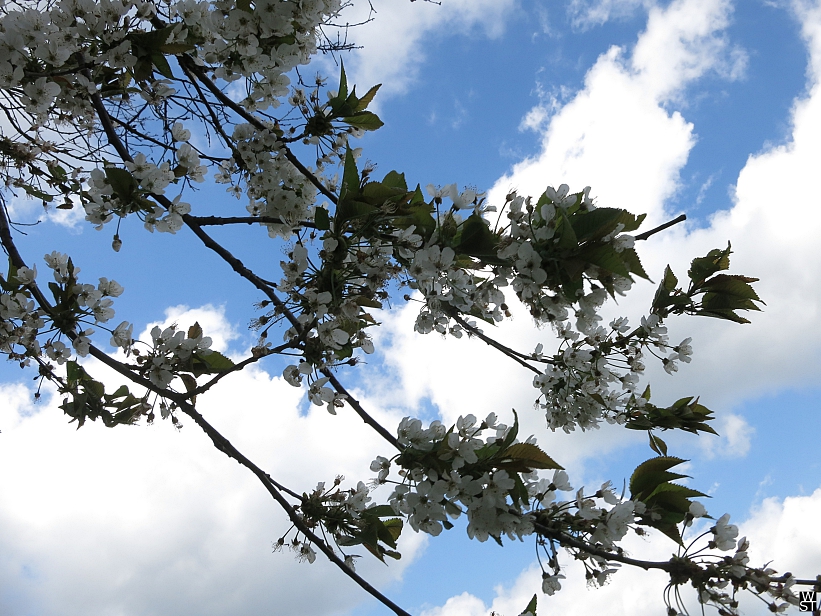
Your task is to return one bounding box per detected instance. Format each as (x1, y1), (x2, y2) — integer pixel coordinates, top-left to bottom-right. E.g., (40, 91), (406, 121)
(0, 251), (126, 367)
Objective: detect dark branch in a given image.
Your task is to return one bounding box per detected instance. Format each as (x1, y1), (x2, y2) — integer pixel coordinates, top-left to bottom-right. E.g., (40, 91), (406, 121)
(636, 214), (687, 241)
(188, 215), (317, 229)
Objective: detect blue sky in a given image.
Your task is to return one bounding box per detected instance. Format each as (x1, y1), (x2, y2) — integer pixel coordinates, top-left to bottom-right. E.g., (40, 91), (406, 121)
(2, 1), (821, 615)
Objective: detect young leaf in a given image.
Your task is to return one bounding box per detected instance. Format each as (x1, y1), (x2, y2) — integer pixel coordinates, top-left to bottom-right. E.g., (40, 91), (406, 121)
(498, 442), (564, 472)
(341, 112), (384, 131)
(520, 594), (538, 616)
(648, 432), (668, 456)
(688, 243), (731, 285)
(355, 83), (381, 112)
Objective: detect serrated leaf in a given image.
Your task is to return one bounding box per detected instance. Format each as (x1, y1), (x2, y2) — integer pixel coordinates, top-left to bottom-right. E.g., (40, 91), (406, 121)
(364, 505), (397, 518)
(382, 170), (407, 191)
(341, 111), (384, 131)
(339, 147), (359, 203)
(699, 274), (762, 301)
(555, 211), (578, 250)
(190, 350), (234, 376)
(646, 482), (707, 502)
(337, 61), (348, 101)
(499, 442), (564, 471)
(579, 244), (631, 277)
(620, 247), (650, 280)
(629, 456), (688, 499)
(361, 181), (403, 203)
(355, 83), (381, 112)
(570, 207), (623, 240)
(688, 243), (731, 285)
(520, 594), (538, 616)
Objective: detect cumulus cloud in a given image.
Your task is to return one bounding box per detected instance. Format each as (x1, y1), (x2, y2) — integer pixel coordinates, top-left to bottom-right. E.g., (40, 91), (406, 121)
(490, 0), (739, 228)
(0, 306), (422, 616)
(700, 412), (754, 458)
(378, 0), (821, 436)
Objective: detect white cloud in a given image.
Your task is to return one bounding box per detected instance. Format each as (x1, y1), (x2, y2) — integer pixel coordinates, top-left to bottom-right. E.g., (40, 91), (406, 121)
(413, 0), (821, 416)
(337, 0), (515, 101)
(140, 304), (240, 355)
(490, 0), (738, 228)
(567, 0), (657, 30)
(0, 306), (423, 616)
(700, 412), (754, 458)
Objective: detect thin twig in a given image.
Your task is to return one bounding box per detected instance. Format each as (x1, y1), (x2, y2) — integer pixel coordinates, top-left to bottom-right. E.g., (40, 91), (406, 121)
(189, 215), (317, 229)
(636, 214), (687, 241)
(451, 314), (543, 375)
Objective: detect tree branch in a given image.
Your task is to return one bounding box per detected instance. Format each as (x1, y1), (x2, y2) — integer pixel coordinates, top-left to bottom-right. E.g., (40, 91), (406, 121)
(188, 215), (317, 229)
(451, 313), (543, 375)
(178, 56), (339, 206)
(0, 208), (411, 616)
(635, 214), (687, 241)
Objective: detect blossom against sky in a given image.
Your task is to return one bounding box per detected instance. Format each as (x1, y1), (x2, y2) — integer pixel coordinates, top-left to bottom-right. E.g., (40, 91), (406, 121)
(2, 1), (821, 616)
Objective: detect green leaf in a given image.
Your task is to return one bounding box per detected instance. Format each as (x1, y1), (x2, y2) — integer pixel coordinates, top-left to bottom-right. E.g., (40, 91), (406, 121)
(688, 243), (731, 285)
(570, 207), (624, 241)
(341, 111), (384, 131)
(339, 147), (360, 203)
(649, 432), (668, 456)
(132, 57), (153, 82)
(104, 167), (138, 201)
(337, 61), (348, 101)
(22, 184), (54, 202)
(364, 505), (397, 517)
(190, 350), (234, 376)
(618, 210), (647, 233)
(555, 211), (578, 251)
(314, 206), (330, 231)
(498, 442), (564, 471)
(158, 42), (196, 54)
(355, 83), (381, 112)
(645, 482), (707, 502)
(455, 213), (498, 257)
(629, 456), (688, 500)
(381, 170), (407, 191)
(699, 274), (762, 302)
(619, 247), (650, 280)
(520, 594), (538, 616)
(361, 181), (404, 204)
(578, 244), (631, 277)
(150, 52), (174, 79)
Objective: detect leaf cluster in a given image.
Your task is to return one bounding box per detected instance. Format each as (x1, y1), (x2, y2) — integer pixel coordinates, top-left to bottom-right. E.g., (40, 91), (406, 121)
(59, 361), (147, 428)
(652, 244), (763, 324)
(630, 456), (706, 544)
